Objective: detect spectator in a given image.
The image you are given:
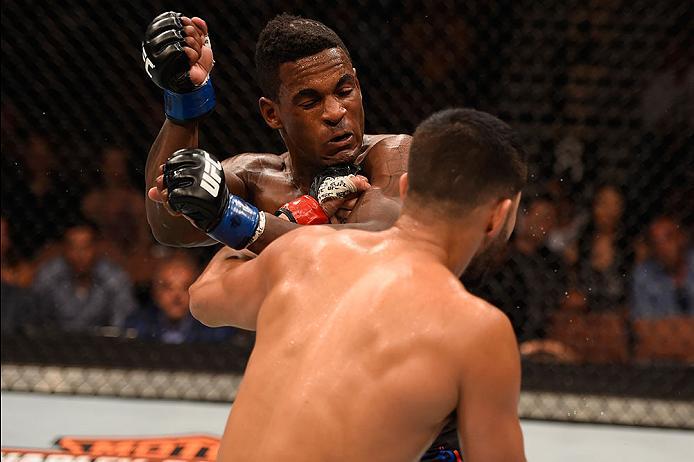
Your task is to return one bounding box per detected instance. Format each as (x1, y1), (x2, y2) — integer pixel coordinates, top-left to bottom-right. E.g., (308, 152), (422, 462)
(632, 216), (694, 318)
(1, 216), (36, 333)
(545, 178), (589, 266)
(575, 185), (629, 313)
(631, 216), (694, 362)
(474, 196), (569, 343)
(1, 216), (34, 288)
(32, 221), (137, 332)
(82, 146), (155, 287)
(125, 254), (234, 344)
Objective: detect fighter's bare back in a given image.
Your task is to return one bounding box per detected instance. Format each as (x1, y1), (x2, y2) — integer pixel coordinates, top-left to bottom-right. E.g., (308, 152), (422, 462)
(192, 227), (522, 461)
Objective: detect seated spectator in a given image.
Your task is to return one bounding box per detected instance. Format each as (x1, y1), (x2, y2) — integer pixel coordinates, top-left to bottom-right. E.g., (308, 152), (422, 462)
(470, 196), (569, 343)
(575, 185), (629, 313)
(631, 216), (694, 362)
(632, 216), (693, 318)
(82, 146), (155, 287)
(32, 221), (137, 332)
(125, 254), (234, 344)
(539, 186), (632, 363)
(1, 216), (36, 333)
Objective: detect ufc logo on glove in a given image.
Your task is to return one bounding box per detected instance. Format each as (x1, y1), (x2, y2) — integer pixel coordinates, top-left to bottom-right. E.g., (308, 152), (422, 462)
(201, 152), (223, 197)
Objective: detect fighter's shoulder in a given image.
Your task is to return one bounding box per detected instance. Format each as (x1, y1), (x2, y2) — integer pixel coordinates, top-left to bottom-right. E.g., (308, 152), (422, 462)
(451, 289), (517, 353)
(360, 134), (410, 180)
(363, 133), (412, 156)
(264, 225), (338, 260)
(221, 152), (285, 176)
(416, 272), (515, 343)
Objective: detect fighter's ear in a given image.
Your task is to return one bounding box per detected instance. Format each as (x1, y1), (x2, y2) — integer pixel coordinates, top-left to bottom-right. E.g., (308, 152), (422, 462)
(399, 173), (409, 201)
(486, 198), (513, 239)
(259, 97), (282, 130)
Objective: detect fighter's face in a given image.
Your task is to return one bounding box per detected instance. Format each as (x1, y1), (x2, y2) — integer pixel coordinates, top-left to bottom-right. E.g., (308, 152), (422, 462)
(275, 48), (365, 166)
(153, 264), (195, 322)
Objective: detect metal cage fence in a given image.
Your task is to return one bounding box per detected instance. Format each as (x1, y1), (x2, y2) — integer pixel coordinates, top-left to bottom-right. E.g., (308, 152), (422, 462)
(1, 0), (693, 429)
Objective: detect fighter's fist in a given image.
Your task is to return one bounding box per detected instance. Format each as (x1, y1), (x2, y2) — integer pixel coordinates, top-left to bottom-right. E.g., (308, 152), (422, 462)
(142, 12), (213, 92)
(163, 149), (264, 249)
(275, 164), (370, 225)
(163, 148), (228, 232)
(310, 164), (371, 223)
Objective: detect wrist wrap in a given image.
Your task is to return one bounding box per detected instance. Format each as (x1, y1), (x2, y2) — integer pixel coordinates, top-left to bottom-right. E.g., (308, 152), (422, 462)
(164, 78), (216, 123)
(275, 195), (329, 225)
(208, 194), (261, 249)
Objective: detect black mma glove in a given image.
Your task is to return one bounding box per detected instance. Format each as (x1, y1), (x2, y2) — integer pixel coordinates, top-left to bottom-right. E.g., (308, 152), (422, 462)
(164, 149), (264, 249)
(142, 12), (215, 123)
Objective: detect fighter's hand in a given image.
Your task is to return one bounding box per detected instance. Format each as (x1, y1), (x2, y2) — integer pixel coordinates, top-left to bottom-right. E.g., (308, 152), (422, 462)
(161, 148), (229, 232)
(147, 165), (179, 216)
(310, 165), (371, 224)
(320, 175), (371, 223)
(142, 12), (214, 92)
(275, 168), (370, 225)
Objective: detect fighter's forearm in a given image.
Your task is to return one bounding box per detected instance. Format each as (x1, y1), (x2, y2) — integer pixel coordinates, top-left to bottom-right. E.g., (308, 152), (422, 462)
(145, 119), (214, 247)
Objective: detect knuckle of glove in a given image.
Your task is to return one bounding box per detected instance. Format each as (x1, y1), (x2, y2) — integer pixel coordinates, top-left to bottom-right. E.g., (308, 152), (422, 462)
(143, 11), (194, 92)
(164, 148), (227, 230)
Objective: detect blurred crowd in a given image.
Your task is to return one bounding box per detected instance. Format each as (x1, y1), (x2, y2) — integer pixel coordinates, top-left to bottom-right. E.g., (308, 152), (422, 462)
(1, 134), (692, 363)
(1, 140), (237, 345)
(467, 181), (693, 364)
(1, 0), (692, 362)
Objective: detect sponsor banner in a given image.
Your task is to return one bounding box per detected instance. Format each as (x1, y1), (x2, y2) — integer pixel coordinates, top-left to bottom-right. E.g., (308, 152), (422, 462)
(2, 435), (220, 462)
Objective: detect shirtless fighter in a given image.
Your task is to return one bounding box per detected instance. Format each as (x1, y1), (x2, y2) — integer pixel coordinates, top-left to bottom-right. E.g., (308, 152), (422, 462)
(182, 108), (528, 461)
(142, 13), (462, 459)
(143, 13), (406, 253)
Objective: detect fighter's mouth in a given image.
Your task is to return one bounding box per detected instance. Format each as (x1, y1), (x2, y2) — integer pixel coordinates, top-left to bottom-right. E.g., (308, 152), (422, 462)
(328, 132), (353, 144)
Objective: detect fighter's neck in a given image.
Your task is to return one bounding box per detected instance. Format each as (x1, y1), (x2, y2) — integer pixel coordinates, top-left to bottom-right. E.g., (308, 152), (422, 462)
(390, 213), (485, 278)
(283, 137), (371, 191)
(283, 155), (320, 192)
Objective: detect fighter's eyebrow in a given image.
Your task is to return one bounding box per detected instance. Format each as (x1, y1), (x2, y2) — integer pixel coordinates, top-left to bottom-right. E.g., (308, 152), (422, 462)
(334, 74), (355, 90)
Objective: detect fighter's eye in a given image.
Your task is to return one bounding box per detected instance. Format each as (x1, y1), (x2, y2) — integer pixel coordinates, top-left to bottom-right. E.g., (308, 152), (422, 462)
(338, 87), (353, 97)
(299, 99), (319, 109)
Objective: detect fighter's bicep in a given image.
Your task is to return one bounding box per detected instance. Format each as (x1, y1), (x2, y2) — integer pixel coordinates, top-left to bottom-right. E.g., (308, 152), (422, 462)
(221, 158), (249, 198)
(217, 255), (271, 330)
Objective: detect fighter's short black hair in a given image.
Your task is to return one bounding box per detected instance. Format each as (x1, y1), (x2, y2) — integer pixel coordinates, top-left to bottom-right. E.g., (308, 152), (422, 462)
(407, 108), (527, 211)
(255, 13), (350, 99)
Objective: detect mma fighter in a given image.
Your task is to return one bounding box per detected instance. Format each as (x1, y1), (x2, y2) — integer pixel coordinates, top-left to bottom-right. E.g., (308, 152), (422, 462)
(142, 12), (463, 460)
(184, 108), (528, 461)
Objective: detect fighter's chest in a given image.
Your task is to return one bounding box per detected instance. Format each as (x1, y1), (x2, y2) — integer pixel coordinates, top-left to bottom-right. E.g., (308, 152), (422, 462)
(245, 170), (304, 213)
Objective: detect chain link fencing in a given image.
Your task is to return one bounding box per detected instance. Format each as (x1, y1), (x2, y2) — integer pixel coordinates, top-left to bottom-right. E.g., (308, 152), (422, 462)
(2, 0), (693, 429)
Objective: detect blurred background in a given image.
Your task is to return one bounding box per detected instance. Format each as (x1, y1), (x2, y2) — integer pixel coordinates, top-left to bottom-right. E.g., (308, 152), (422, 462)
(1, 0), (693, 441)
